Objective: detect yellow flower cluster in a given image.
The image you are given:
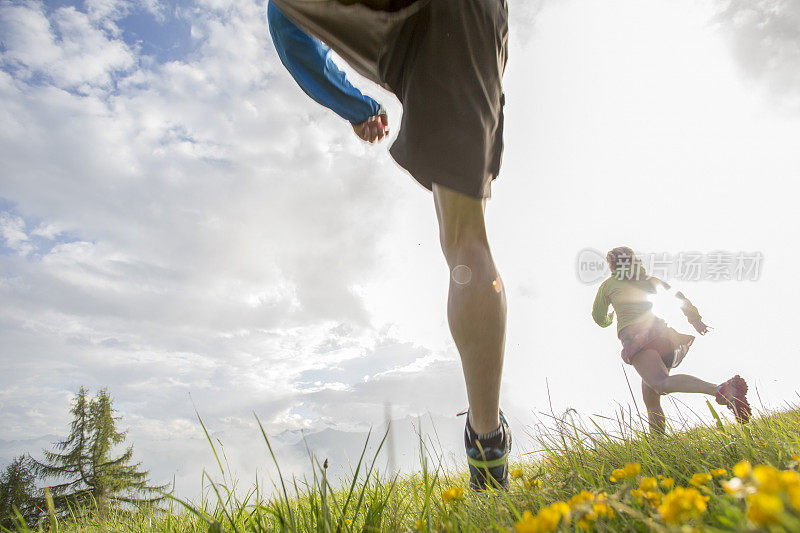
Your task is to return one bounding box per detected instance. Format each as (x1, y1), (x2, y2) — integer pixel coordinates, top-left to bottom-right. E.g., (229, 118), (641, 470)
(609, 462), (641, 483)
(658, 475), (675, 489)
(573, 493), (615, 531)
(440, 486), (464, 504)
(525, 478), (542, 490)
(514, 502), (570, 533)
(657, 487), (709, 525)
(511, 469), (542, 489)
(506, 457), (800, 532)
(614, 464), (710, 525)
(722, 461), (800, 527)
(689, 473), (712, 488)
(631, 477), (662, 507)
(515, 491), (614, 532)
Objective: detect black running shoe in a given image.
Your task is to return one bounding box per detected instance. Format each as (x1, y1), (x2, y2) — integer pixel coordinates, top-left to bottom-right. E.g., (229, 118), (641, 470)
(464, 410), (512, 491)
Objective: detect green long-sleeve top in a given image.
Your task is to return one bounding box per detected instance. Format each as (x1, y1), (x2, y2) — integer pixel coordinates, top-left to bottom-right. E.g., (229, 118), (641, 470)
(592, 275), (702, 333)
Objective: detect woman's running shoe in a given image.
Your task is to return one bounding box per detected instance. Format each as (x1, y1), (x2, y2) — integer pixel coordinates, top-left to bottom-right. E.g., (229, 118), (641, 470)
(715, 375), (752, 423)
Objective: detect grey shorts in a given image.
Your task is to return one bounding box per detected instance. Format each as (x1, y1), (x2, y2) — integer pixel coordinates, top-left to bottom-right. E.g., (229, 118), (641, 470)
(271, 0), (509, 198)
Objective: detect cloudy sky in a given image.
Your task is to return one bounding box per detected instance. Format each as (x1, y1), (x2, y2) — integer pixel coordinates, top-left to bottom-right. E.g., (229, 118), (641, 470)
(1, 0), (799, 498)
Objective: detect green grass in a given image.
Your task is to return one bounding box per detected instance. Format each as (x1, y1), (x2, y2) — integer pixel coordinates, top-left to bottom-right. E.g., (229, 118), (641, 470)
(5, 404), (800, 532)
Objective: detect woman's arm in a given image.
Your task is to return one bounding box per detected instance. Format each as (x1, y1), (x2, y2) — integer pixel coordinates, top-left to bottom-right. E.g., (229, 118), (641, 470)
(676, 291), (709, 334)
(652, 278), (709, 334)
(267, 2), (382, 124)
(592, 282), (614, 328)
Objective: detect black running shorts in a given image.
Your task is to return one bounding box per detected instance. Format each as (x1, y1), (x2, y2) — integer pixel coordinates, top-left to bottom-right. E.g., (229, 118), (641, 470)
(271, 0), (509, 198)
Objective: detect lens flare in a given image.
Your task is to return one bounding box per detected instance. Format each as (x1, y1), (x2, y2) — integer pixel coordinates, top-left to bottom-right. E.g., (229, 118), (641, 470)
(492, 277), (503, 293)
(452, 265), (472, 285)
(648, 285), (683, 325)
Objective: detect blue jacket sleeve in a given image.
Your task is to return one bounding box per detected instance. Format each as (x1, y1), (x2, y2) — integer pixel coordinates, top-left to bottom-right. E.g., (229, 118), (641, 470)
(267, 2), (381, 124)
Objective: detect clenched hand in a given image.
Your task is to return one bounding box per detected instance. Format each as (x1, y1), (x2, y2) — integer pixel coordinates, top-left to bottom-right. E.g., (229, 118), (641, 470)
(352, 109), (389, 143)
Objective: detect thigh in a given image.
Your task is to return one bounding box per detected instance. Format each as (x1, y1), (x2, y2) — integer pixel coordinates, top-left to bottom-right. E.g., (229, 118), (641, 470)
(632, 349), (669, 389)
(433, 183), (487, 249)
(390, 0), (508, 199)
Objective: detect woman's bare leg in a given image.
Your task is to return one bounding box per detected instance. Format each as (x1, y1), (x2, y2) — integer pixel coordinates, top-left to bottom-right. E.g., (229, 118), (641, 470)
(632, 349), (717, 396)
(641, 379), (666, 435)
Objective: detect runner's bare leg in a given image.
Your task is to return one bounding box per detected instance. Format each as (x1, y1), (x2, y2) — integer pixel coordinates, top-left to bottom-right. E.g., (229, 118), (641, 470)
(632, 349), (717, 395)
(641, 380), (666, 435)
(433, 183), (506, 435)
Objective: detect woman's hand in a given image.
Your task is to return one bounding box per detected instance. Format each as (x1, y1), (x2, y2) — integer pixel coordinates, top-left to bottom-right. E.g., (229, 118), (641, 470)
(352, 109), (389, 143)
(691, 319), (710, 335)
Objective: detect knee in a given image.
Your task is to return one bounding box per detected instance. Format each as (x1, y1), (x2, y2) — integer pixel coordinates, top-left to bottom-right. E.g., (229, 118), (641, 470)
(647, 380), (668, 397)
(441, 239), (495, 288)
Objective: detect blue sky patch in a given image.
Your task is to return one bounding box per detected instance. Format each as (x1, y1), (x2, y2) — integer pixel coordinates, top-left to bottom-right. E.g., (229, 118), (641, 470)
(119, 2), (196, 63)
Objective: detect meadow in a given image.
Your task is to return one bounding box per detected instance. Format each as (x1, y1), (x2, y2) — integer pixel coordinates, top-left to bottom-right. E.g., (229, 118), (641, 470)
(5, 403), (800, 532)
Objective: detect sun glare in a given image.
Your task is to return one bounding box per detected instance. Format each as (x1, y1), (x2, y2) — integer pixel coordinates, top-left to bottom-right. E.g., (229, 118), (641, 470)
(648, 285), (684, 326)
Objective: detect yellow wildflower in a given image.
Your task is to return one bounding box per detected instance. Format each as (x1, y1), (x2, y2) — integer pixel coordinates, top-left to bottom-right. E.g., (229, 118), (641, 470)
(441, 487), (464, 503)
(575, 502), (613, 530)
(511, 469), (524, 480)
(415, 519), (423, 530)
(658, 487), (709, 525)
(568, 490), (594, 508)
(689, 473), (712, 487)
(514, 503), (570, 533)
(788, 486), (800, 512)
(658, 476), (675, 490)
(344, 519), (352, 525)
(592, 502), (615, 519)
(746, 492), (784, 526)
(610, 463), (640, 482)
(514, 511), (537, 533)
(639, 477), (658, 492)
(538, 503), (568, 531)
(733, 460), (752, 479)
(710, 468), (727, 478)
(552, 502), (571, 517)
(624, 463), (642, 478)
(524, 477), (542, 489)
(577, 515), (594, 531)
(779, 470), (800, 490)
(632, 488), (662, 507)
(752, 465), (781, 494)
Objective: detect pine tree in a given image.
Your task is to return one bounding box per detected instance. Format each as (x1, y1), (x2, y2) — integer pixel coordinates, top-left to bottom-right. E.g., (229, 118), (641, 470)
(0, 456), (39, 528)
(31, 387), (166, 516)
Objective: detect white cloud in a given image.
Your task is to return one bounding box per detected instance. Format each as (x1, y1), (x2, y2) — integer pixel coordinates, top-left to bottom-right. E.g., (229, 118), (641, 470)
(715, 0), (800, 108)
(0, 212), (33, 255)
(0, 0), (445, 496)
(0, 1), (135, 88)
